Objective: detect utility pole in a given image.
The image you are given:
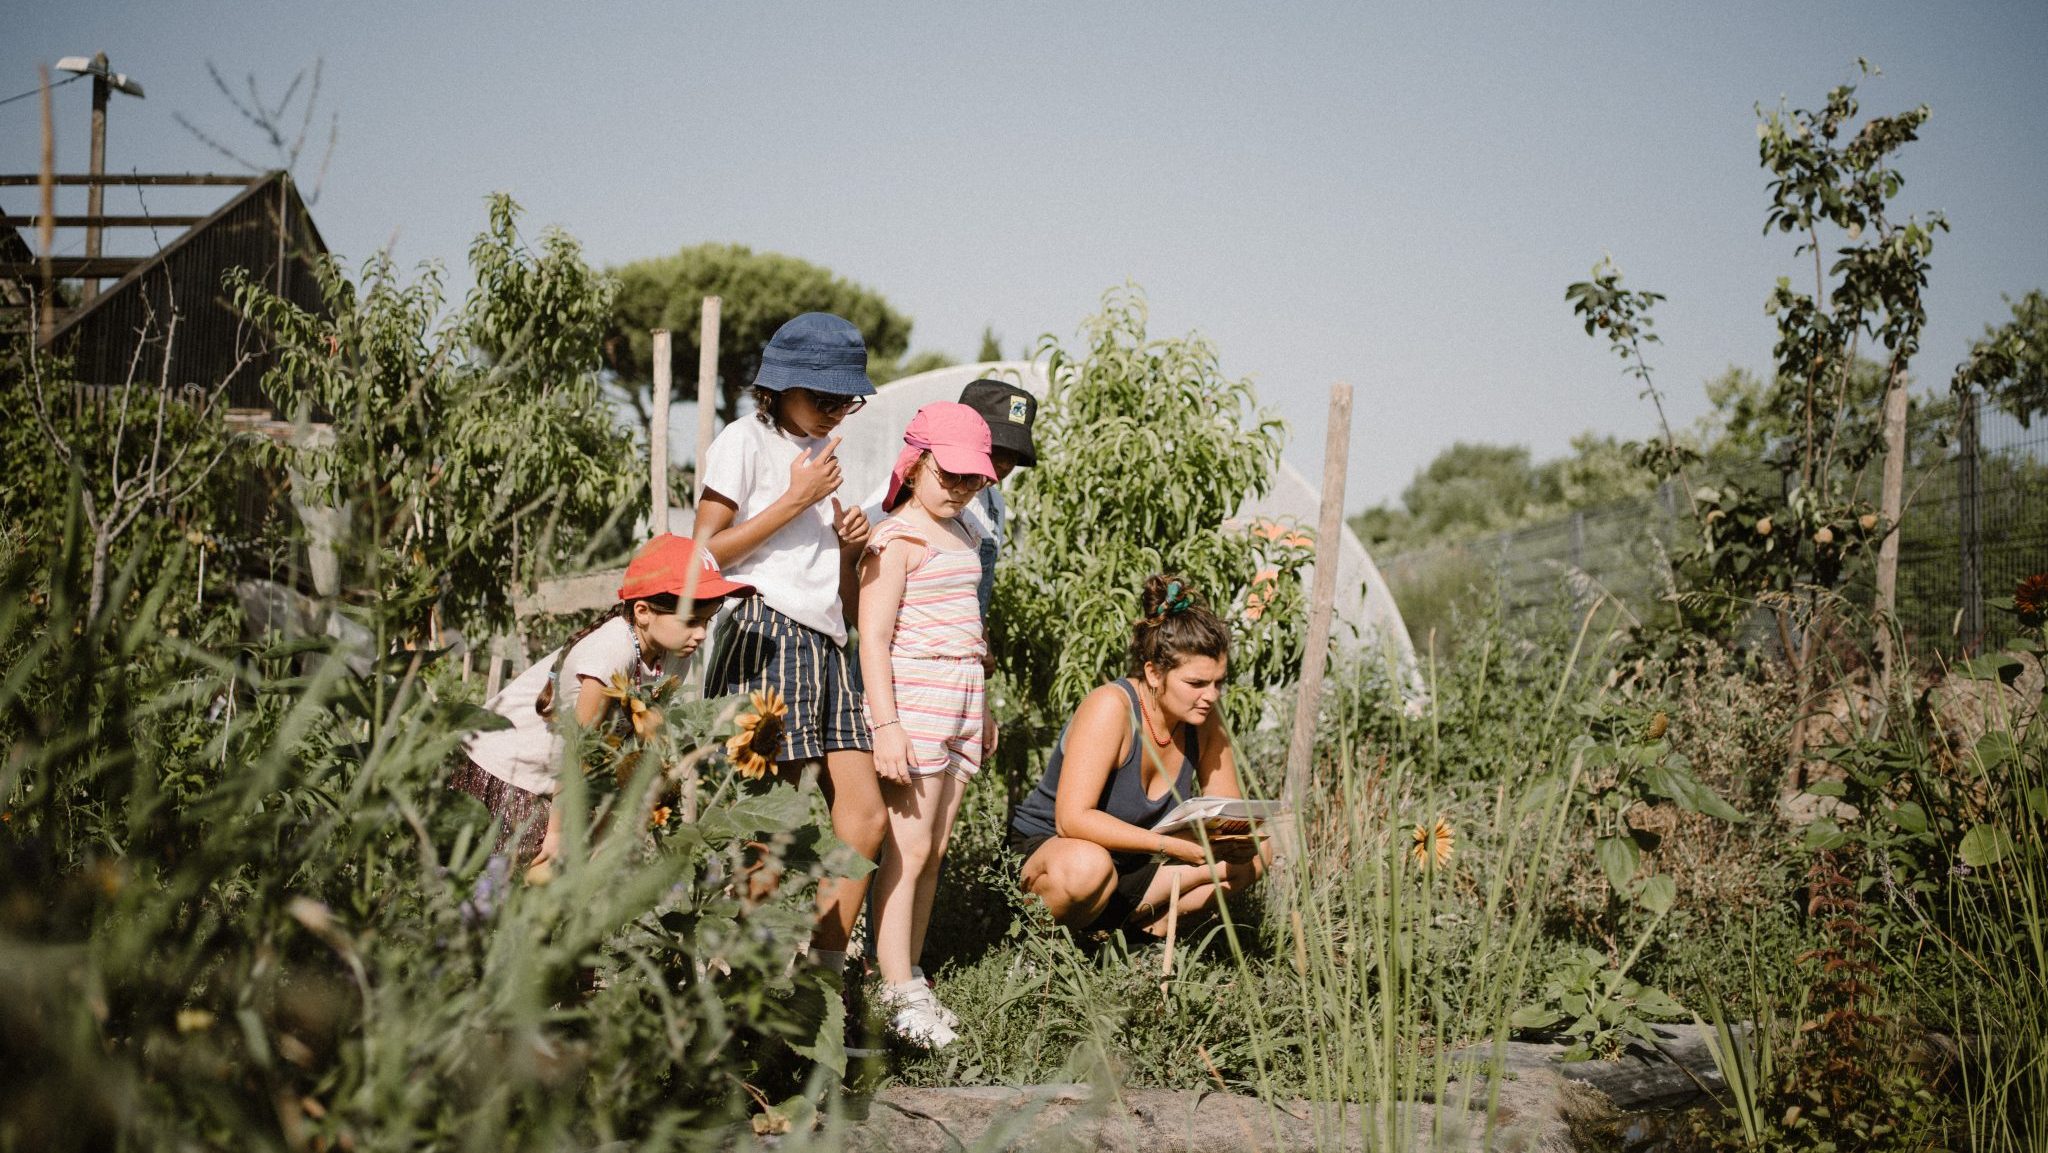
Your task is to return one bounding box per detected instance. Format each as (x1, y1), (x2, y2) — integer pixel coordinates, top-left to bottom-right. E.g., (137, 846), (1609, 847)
(83, 52), (108, 304)
(55, 53), (144, 305)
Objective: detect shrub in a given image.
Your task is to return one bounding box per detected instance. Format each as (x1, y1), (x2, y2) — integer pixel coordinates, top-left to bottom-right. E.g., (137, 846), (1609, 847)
(992, 284), (1310, 783)
(0, 520), (847, 1151)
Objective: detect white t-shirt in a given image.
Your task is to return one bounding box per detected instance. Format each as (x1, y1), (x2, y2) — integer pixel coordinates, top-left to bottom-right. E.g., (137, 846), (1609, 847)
(699, 417), (849, 644)
(462, 616), (683, 796)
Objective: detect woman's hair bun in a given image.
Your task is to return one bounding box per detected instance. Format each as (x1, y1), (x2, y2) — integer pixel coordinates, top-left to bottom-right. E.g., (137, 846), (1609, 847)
(1130, 572), (1229, 673)
(1139, 573), (1199, 620)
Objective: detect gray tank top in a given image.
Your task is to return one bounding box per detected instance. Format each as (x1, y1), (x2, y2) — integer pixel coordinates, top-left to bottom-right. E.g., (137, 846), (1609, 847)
(1011, 679), (1198, 842)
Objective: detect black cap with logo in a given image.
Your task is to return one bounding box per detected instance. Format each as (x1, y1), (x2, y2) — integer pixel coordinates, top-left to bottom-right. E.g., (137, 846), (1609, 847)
(958, 379), (1037, 467)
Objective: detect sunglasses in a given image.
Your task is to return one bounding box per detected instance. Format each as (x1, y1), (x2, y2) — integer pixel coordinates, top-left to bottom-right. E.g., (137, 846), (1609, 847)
(929, 462), (991, 493)
(798, 389), (867, 416)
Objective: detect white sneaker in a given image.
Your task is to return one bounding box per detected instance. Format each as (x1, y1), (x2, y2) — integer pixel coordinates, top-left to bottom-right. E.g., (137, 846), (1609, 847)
(888, 997), (958, 1049)
(910, 968), (960, 1030)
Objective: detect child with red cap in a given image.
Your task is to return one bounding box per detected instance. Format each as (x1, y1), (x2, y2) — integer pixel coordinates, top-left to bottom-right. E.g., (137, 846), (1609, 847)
(858, 401), (999, 1047)
(455, 534), (751, 868)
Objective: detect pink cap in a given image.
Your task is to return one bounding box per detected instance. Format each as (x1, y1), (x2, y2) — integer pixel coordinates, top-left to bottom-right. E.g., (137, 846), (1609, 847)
(884, 402), (997, 511)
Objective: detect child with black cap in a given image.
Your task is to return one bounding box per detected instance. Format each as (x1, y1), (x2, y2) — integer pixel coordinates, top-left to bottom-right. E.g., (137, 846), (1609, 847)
(953, 379), (1038, 621)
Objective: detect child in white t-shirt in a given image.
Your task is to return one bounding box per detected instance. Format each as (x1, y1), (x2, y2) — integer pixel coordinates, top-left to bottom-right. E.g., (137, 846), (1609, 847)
(695, 311), (883, 976)
(455, 535), (751, 865)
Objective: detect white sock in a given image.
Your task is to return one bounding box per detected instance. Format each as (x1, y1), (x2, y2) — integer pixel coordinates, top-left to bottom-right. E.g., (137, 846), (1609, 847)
(806, 948), (847, 974)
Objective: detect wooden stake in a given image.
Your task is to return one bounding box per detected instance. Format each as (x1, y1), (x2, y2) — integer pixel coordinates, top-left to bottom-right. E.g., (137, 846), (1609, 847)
(1281, 384), (1353, 838)
(1160, 884), (1180, 994)
(650, 329), (672, 535)
(1873, 369), (1908, 677)
(695, 296), (722, 498)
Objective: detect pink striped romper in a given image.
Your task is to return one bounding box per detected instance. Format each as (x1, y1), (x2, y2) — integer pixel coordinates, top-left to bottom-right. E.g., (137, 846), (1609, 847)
(866, 517), (987, 779)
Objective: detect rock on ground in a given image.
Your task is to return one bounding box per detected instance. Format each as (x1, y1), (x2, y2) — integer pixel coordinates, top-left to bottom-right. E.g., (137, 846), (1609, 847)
(813, 1068), (1613, 1152)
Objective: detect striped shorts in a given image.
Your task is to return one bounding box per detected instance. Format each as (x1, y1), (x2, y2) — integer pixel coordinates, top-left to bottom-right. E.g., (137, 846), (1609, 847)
(705, 598), (871, 763)
(871, 654), (985, 780)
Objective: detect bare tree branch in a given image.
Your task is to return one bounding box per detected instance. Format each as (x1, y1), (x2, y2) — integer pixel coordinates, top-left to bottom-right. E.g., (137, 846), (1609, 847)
(204, 61), (268, 137)
(178, 59), (336, 188)
(305, 114), (338, 206)
(170, 111), (266, 173)
(286, 62), (320, 169)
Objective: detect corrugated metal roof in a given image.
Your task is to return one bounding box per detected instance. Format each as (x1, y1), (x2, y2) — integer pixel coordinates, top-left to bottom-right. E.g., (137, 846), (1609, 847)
(36, 171), (331, 410)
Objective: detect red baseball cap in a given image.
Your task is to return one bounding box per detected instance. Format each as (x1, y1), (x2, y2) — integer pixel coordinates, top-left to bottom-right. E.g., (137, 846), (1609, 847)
(617, 534), (752, 602)
(884, 402), (998, 511)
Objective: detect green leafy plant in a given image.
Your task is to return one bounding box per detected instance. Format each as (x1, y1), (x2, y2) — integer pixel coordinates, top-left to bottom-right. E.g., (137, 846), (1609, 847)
(1954, 291), (2048, 428)
(0, 501), (850, 1150)
(3, 321), (261, 622)
(994, 284), (1310, 764)
(1689, 856), (1943, 1152)
(233, 193), (641, 641)
(1512, 944), (1689, 1060)
(1567, 256), (1700, 514)
(1510, 687), (1746, 1058)
(1789, 590), (2047, 1150)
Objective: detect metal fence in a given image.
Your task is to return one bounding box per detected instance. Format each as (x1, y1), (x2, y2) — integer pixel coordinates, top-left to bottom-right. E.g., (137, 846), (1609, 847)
(1903, 398), (2048, 653)
(1378, 400), (2047, 658)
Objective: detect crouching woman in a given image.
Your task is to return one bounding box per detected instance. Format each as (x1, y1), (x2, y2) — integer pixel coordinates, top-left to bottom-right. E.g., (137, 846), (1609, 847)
(1009, 575), (1268, 937)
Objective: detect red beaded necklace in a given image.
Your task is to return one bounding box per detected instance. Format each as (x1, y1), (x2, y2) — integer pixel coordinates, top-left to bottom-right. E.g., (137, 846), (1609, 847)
(1137, 683), (1177, 749)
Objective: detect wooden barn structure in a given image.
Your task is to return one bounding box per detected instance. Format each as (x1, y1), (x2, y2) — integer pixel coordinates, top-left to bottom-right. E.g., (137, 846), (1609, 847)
(0, 170), (329, 413)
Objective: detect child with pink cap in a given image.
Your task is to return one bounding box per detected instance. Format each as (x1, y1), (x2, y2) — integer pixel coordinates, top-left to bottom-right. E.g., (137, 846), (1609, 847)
(857, 401), (998, 1047)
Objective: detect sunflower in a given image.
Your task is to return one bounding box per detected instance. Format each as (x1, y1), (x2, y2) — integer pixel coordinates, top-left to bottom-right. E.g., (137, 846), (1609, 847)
(596, 674), (665, 741)
(2016, 572), (2048, 628)
(1411, 819), (1455, 870)
(725, 688), (788, 780)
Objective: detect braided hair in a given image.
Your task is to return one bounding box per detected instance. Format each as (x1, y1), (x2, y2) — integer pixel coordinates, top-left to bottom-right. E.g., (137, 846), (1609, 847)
(1129, 573), (1231, 675)
(533, 592), (683, 720)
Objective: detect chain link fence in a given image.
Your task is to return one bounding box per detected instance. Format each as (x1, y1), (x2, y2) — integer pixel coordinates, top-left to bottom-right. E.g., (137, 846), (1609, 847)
(1379, 398), (2047, 659)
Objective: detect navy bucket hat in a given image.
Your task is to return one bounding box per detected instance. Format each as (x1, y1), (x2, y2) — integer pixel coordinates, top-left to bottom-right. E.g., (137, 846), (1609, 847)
(752, 312), (877, 397)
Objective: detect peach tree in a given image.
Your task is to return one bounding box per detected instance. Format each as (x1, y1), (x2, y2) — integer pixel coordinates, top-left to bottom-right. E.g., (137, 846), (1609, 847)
(1570, 64), (1942, 679)
(990, 285), (1312, 781)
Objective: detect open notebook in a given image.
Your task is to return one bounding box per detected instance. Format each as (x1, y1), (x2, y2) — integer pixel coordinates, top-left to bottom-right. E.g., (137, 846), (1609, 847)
(1150, 796), (1287, 835)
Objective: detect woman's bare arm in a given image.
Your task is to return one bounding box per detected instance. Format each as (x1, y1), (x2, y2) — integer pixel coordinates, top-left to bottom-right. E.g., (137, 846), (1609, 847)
(1190, 708), (1262, 863)
(1192, 709), (1241, 798)
(1052, 685), (1203, 862)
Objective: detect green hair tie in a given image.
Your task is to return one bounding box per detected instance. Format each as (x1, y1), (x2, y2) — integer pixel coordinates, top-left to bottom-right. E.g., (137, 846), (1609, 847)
(1153, 581), (1193, 619)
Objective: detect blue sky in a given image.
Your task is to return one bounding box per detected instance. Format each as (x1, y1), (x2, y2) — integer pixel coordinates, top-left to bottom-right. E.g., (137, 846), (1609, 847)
(7, 2), (2045, 510)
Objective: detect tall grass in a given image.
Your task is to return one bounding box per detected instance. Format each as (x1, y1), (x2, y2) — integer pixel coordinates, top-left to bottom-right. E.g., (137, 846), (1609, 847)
(0, 513), (849, 1151)
(1931, 656), (2047, 1152)
(892, 598), (1645, 1141)
(1297, 604), (1616, 1141)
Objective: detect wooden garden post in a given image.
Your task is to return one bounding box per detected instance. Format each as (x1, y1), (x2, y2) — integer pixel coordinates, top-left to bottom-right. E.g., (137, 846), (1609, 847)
(1282, 383), (1353, 840)
(1874, 370), (1909, 676)
(650, 329), (672, 535)
(1958, 390), (1983, 652)
(695, 296), (722, 504)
